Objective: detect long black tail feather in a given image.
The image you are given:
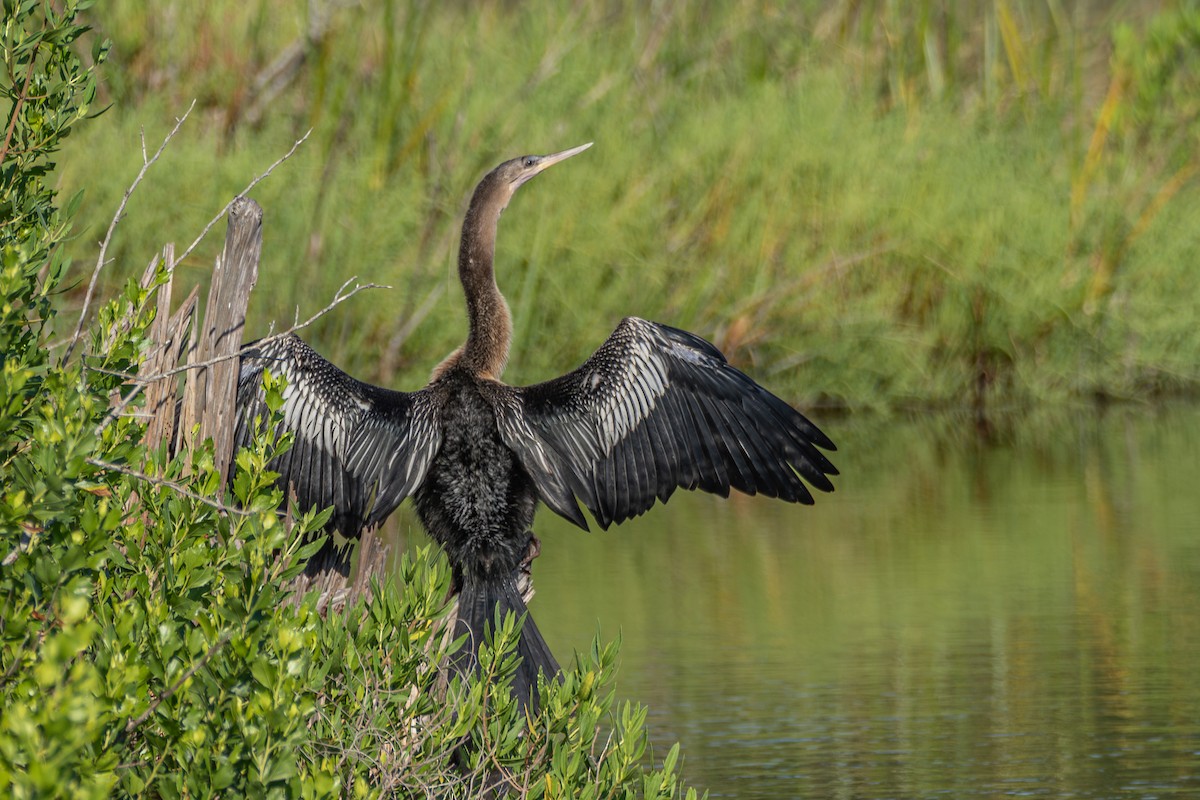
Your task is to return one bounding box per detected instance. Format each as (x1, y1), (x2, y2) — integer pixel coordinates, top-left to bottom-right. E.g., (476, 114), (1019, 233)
(452, 575), (560, 711)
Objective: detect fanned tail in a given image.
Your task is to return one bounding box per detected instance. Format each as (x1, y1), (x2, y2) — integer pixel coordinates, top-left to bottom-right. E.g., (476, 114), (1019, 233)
(453, 574), (560, 711)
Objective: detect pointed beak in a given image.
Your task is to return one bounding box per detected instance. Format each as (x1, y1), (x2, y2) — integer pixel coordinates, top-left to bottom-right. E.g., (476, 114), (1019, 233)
(535, 142), (593, 173)
(509, 142), (592, 191)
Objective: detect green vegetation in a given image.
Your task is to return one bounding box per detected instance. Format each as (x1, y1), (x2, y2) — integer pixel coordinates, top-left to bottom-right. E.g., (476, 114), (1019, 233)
(55, 0), (1200, 414)
(1, 3), (697, 796)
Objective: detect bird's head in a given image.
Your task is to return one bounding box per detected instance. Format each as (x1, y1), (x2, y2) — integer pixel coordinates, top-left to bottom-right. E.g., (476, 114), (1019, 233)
(506, 142), (592, 188)
(481, 142), (593, 212)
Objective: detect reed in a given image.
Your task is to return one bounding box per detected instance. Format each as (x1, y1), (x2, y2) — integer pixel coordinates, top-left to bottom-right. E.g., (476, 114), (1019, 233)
(58, 0), (1200, 414)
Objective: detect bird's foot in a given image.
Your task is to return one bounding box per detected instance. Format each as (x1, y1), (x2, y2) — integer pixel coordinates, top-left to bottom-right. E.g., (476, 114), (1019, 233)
(516, 532), (541, 605)
(520, 532), (541, 576)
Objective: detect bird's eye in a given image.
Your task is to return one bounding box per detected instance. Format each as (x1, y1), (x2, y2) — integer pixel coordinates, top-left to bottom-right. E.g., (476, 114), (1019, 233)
(523, 156), (537, 168)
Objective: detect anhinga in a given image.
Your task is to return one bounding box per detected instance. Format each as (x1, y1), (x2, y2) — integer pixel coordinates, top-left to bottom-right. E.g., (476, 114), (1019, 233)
(234, 143), (837, 707)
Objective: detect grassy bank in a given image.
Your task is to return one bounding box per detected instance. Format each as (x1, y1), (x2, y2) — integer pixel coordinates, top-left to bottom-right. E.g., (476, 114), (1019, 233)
(58, 1), (1200, 413)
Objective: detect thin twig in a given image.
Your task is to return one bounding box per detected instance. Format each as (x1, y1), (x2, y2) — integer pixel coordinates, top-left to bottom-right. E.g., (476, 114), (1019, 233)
(124, 630), (234, 733)
(173, 129), (312, 270)
(0, 41), (40, 166)
(86, 457), (253, 518)
(63, 101), (197, 364)
(94, 280), (386, 436)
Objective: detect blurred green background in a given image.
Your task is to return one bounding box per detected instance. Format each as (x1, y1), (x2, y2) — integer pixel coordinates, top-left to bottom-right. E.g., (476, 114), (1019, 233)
(57, 0), (1200, 415)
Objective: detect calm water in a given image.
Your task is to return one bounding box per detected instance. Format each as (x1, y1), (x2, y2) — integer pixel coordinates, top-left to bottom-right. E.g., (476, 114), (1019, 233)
(517, 406), (1200, 799)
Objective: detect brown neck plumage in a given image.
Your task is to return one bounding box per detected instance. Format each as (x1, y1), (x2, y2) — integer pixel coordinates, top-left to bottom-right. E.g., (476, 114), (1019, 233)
(449, 172), (515, 381)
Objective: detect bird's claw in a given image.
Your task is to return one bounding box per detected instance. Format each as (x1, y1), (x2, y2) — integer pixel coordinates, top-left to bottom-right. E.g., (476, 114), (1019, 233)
(520, 532), (541, 576)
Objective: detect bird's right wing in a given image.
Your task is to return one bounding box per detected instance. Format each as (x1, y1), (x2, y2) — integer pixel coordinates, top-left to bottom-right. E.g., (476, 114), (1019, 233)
(233, 334), (441, 536)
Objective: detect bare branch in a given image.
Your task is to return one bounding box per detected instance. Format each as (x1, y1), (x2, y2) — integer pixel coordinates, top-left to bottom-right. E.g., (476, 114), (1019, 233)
(94, 280), (386, 436)
(125, 630), (234, 733)
(173, 129), (312, 270)
(62, 121), (309, 367)
(63, 101), (197, 364)
(197, 279), (384, 377)
(86, 457), (253, 518)
(0, 40), (41, 166)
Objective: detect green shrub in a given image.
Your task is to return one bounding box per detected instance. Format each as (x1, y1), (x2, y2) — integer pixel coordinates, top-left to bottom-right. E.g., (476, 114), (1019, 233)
(0, 3), (698, 797)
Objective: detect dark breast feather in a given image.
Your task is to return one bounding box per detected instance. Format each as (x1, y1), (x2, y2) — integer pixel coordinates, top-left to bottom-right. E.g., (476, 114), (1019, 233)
(233, 333), (441, 536)
(497, 316), (838, 530)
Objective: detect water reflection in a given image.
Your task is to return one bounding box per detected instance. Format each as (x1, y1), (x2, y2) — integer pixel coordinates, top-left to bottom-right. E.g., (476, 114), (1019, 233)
(389, 406), (1200, 797)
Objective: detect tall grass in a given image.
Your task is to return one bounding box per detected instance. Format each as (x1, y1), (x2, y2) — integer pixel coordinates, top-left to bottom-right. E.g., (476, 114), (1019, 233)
(57, 0), (1200, 414)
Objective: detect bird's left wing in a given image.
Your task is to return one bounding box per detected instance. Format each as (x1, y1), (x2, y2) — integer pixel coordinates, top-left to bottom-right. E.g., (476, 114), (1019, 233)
(495, 316), (837, 530)
(234, 334), (441, 536)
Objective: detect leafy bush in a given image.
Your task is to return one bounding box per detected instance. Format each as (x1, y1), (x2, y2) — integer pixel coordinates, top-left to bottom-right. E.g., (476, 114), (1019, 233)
(0, 3), (698, 797)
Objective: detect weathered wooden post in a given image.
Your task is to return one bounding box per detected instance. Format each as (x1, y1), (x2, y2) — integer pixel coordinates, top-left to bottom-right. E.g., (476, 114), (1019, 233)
(141, 244), (198, 455)
(178, 196), (263, 482)
(141, 196), (391, 611)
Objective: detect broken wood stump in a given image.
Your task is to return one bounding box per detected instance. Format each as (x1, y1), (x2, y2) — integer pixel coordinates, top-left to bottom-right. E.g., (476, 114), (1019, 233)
(138, 196), (389, 610)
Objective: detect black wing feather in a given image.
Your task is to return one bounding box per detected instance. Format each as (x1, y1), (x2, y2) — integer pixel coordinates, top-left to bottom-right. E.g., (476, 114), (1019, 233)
(233, 334), (440, 537)
(497, 316), (837, 530)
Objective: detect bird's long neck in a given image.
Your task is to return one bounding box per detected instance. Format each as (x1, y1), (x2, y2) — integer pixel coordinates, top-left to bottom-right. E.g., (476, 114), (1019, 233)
(454, 179), (513, 381)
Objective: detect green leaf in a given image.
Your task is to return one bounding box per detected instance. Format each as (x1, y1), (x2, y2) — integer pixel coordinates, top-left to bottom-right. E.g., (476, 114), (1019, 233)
(267, 757), (297, 783)
(250, 657), (277, 688)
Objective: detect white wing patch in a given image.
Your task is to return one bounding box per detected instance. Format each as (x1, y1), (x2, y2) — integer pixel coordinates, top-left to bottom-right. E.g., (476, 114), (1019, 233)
(282, 377), (351, 454)
(596, 335), (668, 454)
